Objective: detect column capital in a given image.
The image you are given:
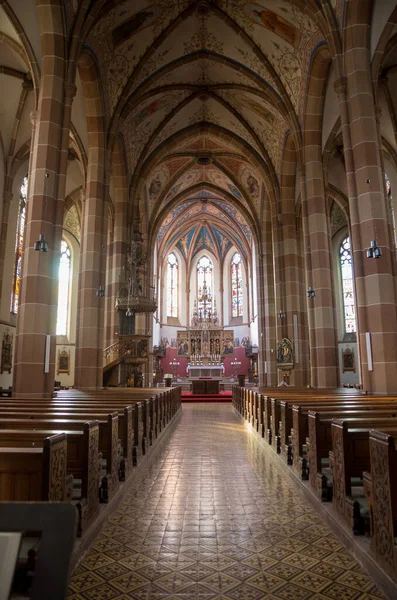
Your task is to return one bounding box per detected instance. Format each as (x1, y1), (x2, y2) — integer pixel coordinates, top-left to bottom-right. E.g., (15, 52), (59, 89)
(22, 75), (33, 91)
(334, 77), (347, 96)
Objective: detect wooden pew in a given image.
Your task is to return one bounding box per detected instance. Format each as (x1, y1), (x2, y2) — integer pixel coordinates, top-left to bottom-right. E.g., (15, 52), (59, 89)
(0, 433), (68, 502)
(0, 412), (119, 503)
(5, 394), (162, 446)
(0, 422), (100, 536)
(0, 400), (145, 470)
(364, 429), (397, 578)
(306, 408), (397, 495)
(0, 399), (136, 472)
(329, 419), (397, 535)
(289, 399), (397, 477)
(275, 394), (378, 456)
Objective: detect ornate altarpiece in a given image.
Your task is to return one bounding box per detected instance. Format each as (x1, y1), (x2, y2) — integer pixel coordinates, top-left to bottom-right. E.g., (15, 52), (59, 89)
(176, 329), (234, 357)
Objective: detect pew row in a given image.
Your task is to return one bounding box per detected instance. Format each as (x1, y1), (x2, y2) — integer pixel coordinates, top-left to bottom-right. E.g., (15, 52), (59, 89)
(231, 384), (397, 584)
(0, 433), (69, 502)
(0, 387), (182, 541)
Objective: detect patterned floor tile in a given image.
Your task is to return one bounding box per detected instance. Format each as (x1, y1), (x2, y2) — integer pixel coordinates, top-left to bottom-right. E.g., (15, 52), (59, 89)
(69, 405), (388, 600)
(69, 571), (105, 594)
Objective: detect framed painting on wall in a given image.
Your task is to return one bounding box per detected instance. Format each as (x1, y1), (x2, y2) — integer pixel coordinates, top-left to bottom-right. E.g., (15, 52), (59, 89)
(1, 330), (13, 374)
(342, 347), (355, 372)
(57, 348), (70, 375)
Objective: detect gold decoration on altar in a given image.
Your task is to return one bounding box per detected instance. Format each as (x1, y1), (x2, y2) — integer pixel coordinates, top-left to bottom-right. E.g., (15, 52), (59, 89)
(176, 329), (234, 358)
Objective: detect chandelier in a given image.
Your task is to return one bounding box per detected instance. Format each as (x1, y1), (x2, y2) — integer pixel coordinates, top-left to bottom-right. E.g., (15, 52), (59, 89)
(191, 279), (218, 329)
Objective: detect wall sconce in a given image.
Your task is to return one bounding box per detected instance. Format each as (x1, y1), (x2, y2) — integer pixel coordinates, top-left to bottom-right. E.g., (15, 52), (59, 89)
(126, 307), (132, 317)
(307, 287), (316, 298)
(278, 310), (286, 319)
(96, 285), (105, 297)
(34, 233), (49, 252)
(366, 240), (382, 259)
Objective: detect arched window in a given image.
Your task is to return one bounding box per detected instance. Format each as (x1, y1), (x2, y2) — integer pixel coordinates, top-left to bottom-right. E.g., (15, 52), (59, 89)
(56, 240), (71, 335)
(197, 256), (212, 315)
(231, 252), (243, 317)
(385, 173), (397, 249)
(340, 237), (356, 334)
(166, 252), (178, 317)
(10, 176), (28, 314)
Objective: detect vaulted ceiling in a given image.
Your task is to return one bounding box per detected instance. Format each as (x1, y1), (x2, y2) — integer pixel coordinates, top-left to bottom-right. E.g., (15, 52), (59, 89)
(79, 0), (332, 238)
(3, 0), (396, 256)
(157, 192), (252, 266)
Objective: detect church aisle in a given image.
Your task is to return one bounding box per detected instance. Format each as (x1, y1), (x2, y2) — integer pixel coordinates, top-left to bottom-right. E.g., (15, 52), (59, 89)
(68, 404), (386, 600)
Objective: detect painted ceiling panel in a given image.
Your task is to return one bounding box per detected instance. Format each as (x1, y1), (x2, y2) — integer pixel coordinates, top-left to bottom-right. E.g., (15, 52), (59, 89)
(123, 90), (192, 172)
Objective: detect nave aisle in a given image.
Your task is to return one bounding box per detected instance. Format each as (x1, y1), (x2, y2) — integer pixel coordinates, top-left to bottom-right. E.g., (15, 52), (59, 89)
(68, 404), (386, 600)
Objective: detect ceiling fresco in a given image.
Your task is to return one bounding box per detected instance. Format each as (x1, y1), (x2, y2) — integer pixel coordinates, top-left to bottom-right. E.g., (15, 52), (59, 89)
(78, 0), (346, 246)
(155, 163), (252, 214)
(157, 194), (252, 266)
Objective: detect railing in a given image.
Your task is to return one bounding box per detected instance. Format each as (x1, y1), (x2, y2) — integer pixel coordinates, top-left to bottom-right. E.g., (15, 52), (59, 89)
(103, 341), (122, 367)
(103, 334), (152, 368)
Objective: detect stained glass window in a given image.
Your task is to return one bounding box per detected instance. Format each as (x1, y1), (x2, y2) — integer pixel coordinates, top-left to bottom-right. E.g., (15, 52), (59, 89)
(10, 176), (28, 314)
(340, 237), (356, 333)
(385, 173), (397, 249)
(231, 252), (243, 318)
(56, 240), (71, 335)
(197, 256), (212, 317)
(167, 252), (178, 317)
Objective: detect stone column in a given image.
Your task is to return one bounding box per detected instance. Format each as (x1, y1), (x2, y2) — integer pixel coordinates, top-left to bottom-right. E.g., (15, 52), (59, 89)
(13, 75), (74, 395)
(300, 165), (338, 388)
(106, 142), (129, 347)
(279, 140), (309, 385)
(256, 221), (276, 386)
(334, 5), (397, 391)
(75, 172), (108, 389)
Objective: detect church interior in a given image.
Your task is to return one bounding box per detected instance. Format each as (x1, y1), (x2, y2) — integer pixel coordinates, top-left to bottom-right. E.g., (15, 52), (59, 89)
(2, 0), (397, 598)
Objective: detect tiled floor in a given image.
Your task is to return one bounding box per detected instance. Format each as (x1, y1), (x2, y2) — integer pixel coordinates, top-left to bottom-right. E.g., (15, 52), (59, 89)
(68, 403), (387, 600)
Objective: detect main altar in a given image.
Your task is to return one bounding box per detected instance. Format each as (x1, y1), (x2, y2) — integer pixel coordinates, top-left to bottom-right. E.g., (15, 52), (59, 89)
(174, 278), (233, 393)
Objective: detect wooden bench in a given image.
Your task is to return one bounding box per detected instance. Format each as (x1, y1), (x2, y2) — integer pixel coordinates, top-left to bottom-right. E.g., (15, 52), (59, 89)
(232, 385), (397, 580)
(0, 412), (119, 503)
(0, 422), (100, 536)
(0, 403), (138, 468)
(289, 399), (397, 476)
(0, 387), (182, 544)
(306, 410), (397, 500)
(6, 393), (165, 444)
(364, 429), (397, 578)
(0, 433), (68, 502)
(329, 419), (397, 535)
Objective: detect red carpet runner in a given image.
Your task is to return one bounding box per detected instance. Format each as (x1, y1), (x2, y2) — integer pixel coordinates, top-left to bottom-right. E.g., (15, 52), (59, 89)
(181, 391), (232, 403)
